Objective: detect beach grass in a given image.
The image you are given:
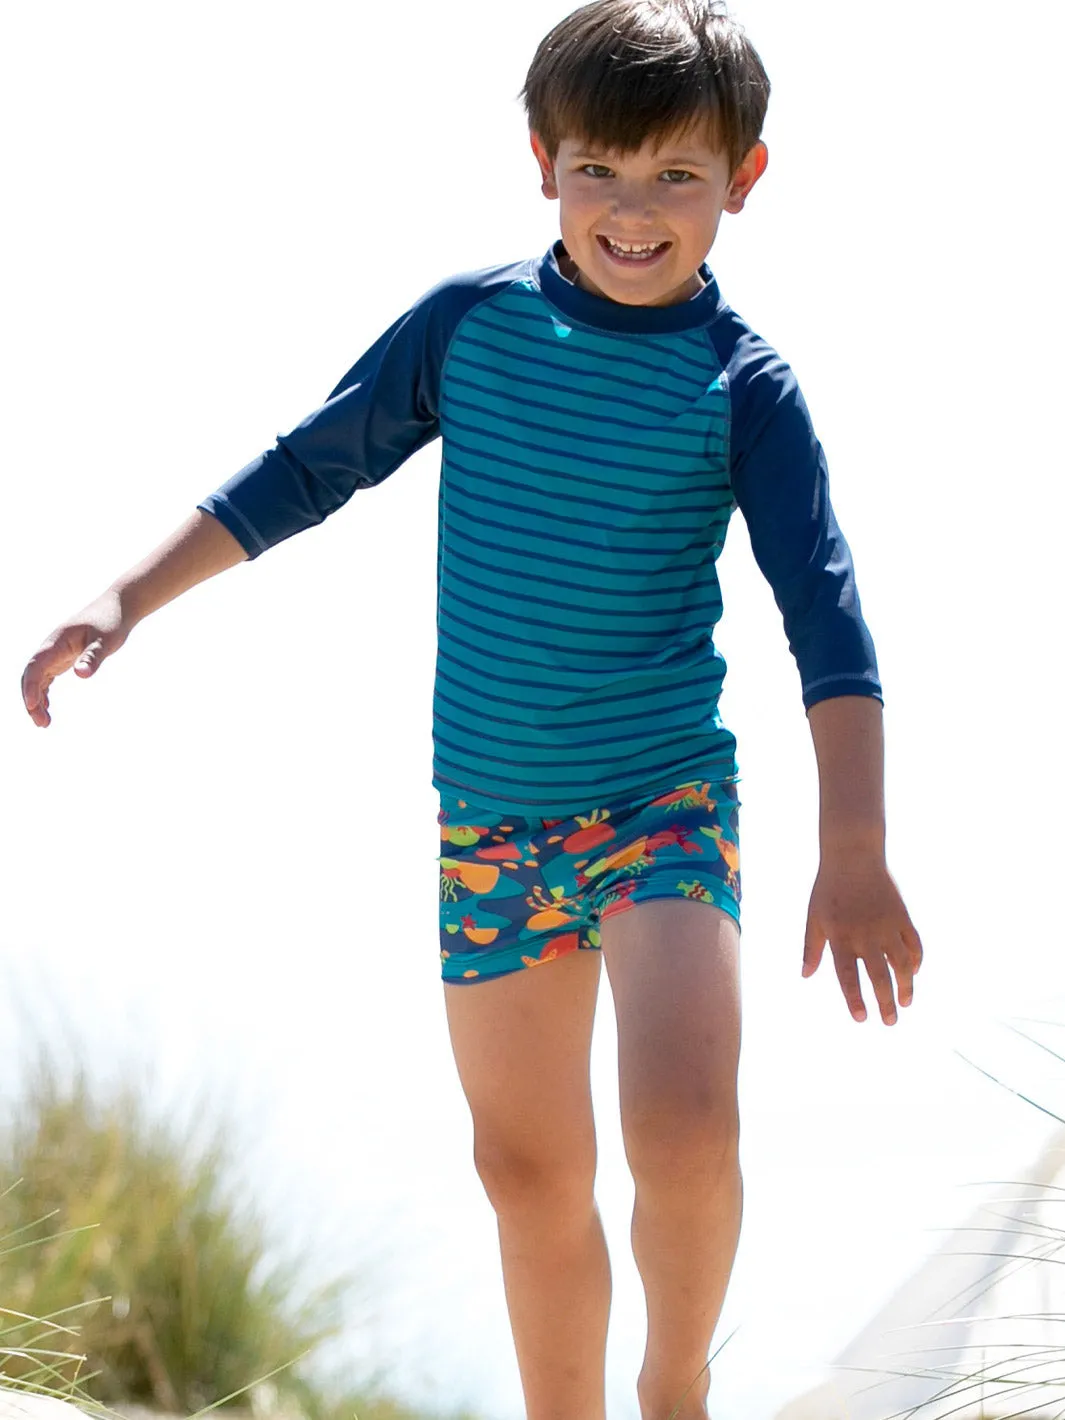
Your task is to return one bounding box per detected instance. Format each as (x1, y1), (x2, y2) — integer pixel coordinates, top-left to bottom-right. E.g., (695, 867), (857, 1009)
(833, 1017), (1065, 1420)
(0, 1037), (484, 1420)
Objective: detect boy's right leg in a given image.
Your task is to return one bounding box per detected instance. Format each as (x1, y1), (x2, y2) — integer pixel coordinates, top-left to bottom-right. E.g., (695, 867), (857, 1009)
(443, 948), (609, 1420)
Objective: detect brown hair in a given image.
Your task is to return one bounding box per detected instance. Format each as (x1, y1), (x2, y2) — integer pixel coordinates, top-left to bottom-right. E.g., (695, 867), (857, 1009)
(519, 0), (770, 177)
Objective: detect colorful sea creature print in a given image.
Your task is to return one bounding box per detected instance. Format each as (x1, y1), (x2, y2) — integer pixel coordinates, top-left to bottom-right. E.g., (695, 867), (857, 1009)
(436, 778), (741, 984)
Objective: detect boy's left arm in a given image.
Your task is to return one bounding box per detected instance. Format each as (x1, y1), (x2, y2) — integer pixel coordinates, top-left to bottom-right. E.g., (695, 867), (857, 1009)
(722, 329), (924, 1024)
(804, 694), (923, 1025)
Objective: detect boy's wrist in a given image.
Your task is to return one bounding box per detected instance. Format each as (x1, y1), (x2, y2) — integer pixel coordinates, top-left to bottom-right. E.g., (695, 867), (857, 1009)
(105, 508), (247, 630)
(108, 579), (149, 628)
(819, 818), (886, 861)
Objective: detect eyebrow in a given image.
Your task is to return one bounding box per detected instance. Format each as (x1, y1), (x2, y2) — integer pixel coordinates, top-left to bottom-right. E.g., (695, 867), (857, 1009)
(572, 152), (711, 166)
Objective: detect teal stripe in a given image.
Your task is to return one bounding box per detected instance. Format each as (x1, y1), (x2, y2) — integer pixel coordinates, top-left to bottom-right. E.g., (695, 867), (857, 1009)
(457, 327), (713, 391)
(444, 387), (723, 457)
(445, 544), (724, 611)
(434, 734), (737, 795)
(444, 352), (698, 422)
(443, 476), (726, 542)
(443, 499), (716, 563)
(443, 500), (722, 574)
(433, 695), (717, 751)
(443, 443), (731, 507)
(438, 589), (699, 654)
(434, 657), (724, 714)
(442, 417), (723, 479)
(443, 563), (721, 625)
(444, 459), (725, 524)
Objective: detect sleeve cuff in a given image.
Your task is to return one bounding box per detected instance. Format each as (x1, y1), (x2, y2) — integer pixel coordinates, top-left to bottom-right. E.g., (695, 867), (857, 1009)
(197, 496), (268, 561)
(802, 675), (884, 712)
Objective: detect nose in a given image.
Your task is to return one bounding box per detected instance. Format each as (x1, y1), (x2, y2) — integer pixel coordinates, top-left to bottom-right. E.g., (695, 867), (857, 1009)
(609, 182), (660, 224)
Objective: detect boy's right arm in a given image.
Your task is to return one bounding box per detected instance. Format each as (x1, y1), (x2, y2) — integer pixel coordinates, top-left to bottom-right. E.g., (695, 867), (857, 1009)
(23, 269), (472, 729)
(21, 508), (246, 728)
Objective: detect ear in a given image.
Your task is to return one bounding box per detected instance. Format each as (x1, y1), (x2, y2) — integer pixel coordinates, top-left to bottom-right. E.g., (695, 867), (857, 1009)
(530, 132), (559, 200)
(723, 141), (769, 214)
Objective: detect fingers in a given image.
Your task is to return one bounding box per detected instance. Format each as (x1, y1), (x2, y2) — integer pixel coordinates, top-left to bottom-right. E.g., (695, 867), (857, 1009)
(832, 952), (868, 1023)
(73, 640), (105, 676)
(862, 951), (898, 1026)
(832, 936), (919, 1026)
(901, 920), (923, 974)
(22, 648), (61, 727)
(21, 631), (103, 727)
(802, 916), (826, 978)
(887, 935), (917, 1008)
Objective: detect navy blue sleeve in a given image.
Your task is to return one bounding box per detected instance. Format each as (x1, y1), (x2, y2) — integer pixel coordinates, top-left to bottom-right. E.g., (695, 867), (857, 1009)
(717, 319), (883, 710)
(197, 302), (438, 559)
(197, 261), (528, 560)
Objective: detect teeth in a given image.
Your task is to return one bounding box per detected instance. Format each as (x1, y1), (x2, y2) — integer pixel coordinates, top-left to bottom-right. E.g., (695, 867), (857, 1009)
(606, 238), (662, 253)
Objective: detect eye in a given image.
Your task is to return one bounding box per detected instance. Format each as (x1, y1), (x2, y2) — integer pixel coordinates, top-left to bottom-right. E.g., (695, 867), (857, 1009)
(578, 164), (695, 183)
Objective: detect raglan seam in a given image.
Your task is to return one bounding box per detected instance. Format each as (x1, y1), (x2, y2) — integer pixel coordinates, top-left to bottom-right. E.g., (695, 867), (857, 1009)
(701, 321), (736, 505)
(719, 372), (733, 502)
(438, 266), (539, 422)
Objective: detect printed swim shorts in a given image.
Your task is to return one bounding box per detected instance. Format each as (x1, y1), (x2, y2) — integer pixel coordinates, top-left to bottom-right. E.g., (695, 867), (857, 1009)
(437, 778), (741, 985)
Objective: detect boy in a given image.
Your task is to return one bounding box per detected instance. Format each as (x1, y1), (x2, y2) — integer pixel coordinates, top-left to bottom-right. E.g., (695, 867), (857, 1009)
(21, 1), (923, 1416)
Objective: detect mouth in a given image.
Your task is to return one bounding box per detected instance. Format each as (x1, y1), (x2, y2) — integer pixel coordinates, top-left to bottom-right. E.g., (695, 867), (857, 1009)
(596, 235), (671, 268)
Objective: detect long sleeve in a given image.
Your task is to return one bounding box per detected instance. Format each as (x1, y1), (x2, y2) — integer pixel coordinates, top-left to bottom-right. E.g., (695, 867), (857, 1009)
(722, 327), (882, 710)
(197, 283), (451, 560)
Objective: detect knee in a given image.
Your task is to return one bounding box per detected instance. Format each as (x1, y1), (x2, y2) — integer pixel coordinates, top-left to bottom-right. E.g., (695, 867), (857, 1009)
(472, 1134), (597, 1216)
(623, 1094), (740, 1188)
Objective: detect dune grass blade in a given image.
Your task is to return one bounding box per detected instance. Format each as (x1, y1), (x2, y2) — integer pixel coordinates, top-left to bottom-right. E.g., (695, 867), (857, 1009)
(0, 1305), (85, 1337)
(0, 1224), (99, 1261)
(952, 1050), (1065, 1128)
(835, 1351), (1065, 1420)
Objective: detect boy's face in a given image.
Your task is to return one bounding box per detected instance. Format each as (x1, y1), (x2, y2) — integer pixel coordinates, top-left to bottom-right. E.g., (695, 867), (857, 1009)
(532, 123), (768, 308)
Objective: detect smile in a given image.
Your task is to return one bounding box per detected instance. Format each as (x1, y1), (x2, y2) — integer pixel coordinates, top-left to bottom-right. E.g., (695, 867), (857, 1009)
(597, 235), (671, 266)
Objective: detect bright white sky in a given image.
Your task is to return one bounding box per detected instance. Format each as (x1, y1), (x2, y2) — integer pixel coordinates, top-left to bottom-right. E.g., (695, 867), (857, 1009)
(3, 1), (1063, 1417)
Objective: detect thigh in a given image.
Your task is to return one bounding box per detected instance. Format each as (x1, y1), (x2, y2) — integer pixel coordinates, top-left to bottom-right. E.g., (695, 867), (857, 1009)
(443, 947), (603, 1189)
(601, 898), (741, 1160)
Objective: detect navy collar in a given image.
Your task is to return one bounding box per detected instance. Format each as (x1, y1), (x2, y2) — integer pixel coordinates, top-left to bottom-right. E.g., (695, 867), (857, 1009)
(536, 238), (723, 334)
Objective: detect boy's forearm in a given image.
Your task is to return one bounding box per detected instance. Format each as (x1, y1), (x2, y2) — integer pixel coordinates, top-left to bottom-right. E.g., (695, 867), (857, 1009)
(111, 508), (248, 625)
(806, 695), (886, 858)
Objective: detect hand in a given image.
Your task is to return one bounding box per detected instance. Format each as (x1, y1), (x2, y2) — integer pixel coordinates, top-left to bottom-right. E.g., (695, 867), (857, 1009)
(802, 852), (923, 1025)
(22, 589), (134, 728)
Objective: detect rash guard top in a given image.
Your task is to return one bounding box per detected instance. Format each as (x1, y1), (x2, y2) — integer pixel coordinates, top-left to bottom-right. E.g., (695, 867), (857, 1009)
(198, 239), (881, 817)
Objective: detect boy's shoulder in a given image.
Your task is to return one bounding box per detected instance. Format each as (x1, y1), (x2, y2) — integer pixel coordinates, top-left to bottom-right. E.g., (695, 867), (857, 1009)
(413, 251), (539, 320)
(706, 302), (811, 425)
(323, 253), (539, 402)
(369, 252), (541, 378)
(705, 298), (787, 375)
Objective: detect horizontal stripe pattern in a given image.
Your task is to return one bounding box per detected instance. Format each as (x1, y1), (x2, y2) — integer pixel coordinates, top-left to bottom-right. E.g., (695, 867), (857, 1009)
(433, 282), (738, 814)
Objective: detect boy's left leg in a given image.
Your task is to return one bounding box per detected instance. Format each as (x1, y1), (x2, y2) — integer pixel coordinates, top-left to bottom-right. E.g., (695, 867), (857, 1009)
(601, 897), (743, 1420)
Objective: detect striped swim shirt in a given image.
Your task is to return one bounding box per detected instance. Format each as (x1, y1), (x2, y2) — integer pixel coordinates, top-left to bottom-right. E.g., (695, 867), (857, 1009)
(198, 239), (882, 817)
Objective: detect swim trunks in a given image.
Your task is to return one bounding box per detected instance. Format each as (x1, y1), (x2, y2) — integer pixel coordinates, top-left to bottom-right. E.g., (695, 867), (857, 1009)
(438, 778), (740, 984)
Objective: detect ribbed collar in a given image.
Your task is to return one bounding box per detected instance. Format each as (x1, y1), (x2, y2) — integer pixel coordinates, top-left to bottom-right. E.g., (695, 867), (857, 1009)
(536, 238), (723, 334)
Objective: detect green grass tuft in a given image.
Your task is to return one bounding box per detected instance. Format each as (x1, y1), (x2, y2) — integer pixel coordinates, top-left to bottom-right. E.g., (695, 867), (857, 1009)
(0, 1038), (485, 1420)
